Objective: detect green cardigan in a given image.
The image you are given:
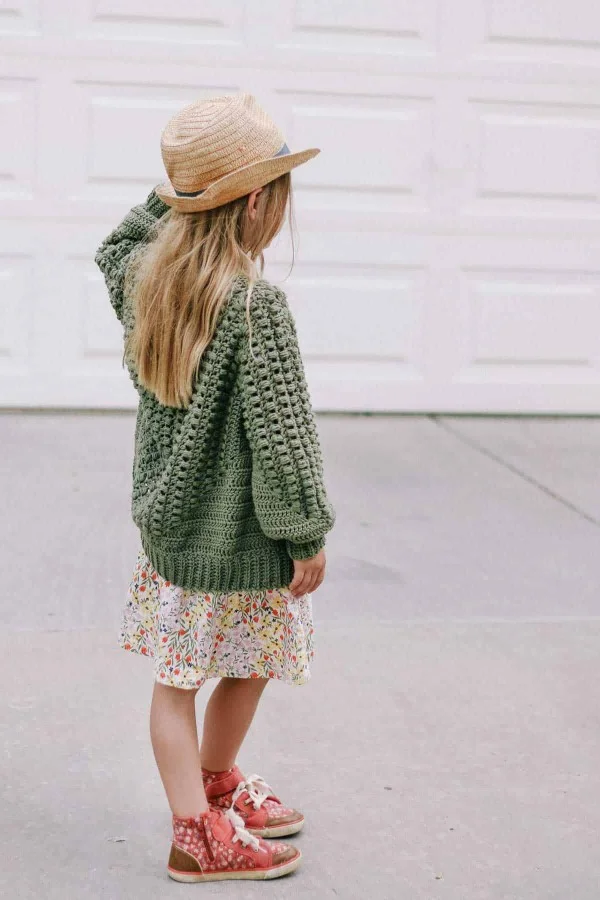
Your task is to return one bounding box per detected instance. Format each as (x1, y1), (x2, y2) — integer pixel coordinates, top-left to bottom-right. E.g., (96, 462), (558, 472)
(95, 188), (335, 592)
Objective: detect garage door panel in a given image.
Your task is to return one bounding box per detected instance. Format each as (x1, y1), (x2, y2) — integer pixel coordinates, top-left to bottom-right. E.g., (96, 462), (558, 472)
(282, 89), (435, 215)
(279, 266), (427, 364)
(476, 109), (599, 202)
(82, 272), (123, 361)
(446, 235), (600, 404)
(62, 78), (241, 206)
(0, 1), (38, 36)
(66, 256), (124, 368)
(281, 0), (439, 57)
(0, 254), (34, 378)
(455, 0), (600, 72)
(464, 96), (600, 218)
(266, 229), (438, 410)
(85, 0), (244, 44)
(487, 0), (600, 50)
(0, 76), (37, 200)
(455, 268), (600, 386)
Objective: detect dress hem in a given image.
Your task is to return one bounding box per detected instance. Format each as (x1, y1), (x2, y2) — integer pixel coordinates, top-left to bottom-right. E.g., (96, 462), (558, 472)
(118, 638), (312, 690)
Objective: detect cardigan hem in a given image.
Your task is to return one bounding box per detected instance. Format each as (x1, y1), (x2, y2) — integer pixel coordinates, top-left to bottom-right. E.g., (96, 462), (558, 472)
(140, 530), (295, 593)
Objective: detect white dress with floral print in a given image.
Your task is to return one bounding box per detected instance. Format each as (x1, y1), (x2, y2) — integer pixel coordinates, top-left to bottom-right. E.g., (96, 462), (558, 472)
(118, 547), (314, 690)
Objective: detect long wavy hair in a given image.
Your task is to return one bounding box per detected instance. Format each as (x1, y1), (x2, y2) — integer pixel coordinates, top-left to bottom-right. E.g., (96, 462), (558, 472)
(124, 173), (293, 408)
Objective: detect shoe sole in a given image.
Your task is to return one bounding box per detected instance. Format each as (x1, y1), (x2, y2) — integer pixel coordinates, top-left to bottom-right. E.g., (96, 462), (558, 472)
(167, 849), (301, 882)
(247, 818), (305, 838)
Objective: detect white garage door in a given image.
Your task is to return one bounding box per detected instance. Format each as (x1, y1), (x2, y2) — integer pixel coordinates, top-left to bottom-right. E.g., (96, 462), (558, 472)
(2, 1), (600, 413)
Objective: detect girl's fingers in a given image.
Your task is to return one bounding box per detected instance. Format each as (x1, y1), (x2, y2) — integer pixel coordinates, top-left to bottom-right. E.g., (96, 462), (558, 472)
(302, 572), (317, 596)
(312, 567), (325, 593)
(309, 567), (323, 594)
(310, 560), (326, 593)
(292, 566), (315, 597)
(290, 555), (327, 597)
(303, 564), (323, 596)
(293, 572), (312, 597)
(289, 563), (306, 594)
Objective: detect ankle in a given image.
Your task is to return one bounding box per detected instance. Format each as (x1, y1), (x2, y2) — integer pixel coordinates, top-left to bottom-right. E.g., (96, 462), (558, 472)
(202, 764), (235, 778)
(172, 804), (209, 821)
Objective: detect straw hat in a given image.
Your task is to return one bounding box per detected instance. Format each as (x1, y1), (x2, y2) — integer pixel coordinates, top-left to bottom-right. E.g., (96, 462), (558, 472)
(155, 93), (319, 212)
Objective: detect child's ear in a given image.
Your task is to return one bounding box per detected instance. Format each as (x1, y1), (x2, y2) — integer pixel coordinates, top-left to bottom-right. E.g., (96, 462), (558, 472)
(247, 187), (264, 222)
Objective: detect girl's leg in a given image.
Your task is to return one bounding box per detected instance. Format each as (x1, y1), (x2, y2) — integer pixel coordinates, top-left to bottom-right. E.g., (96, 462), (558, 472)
(150, 681), (208, 817)
(200, 676), (269, 771)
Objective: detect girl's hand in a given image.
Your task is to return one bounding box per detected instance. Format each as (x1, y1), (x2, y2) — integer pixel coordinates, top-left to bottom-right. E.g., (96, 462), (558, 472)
(289, 550), (326, 597)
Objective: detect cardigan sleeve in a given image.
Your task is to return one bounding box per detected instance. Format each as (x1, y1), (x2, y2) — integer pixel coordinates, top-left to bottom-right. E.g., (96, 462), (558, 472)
(94, 187), (170, 324)
(238, 281), (336, 560)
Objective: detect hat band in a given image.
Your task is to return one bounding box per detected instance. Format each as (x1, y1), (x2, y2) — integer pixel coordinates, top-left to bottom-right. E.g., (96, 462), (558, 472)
(173, 143), (291, 198)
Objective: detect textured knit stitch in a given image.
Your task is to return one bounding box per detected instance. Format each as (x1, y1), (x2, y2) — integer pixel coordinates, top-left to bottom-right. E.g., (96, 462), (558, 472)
(95, 188), (335, 592)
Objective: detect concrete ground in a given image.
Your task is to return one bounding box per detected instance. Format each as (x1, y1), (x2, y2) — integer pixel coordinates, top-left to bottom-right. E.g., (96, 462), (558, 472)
(2, 412), (600, 899)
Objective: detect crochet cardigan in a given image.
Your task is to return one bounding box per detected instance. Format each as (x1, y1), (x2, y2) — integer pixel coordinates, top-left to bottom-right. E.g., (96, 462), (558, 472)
(95, 188), (335, 592)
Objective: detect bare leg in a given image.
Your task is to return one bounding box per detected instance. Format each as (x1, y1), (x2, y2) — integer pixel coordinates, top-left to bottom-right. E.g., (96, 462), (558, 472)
(200, 677), (269, 772)
(150, 681), (208, 817)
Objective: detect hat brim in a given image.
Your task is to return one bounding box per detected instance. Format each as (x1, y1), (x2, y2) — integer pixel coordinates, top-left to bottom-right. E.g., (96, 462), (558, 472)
(155, 148), (320, 212)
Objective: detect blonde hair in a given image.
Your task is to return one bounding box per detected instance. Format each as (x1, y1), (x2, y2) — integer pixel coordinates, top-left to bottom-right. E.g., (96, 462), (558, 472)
(124, 173), (293, 408)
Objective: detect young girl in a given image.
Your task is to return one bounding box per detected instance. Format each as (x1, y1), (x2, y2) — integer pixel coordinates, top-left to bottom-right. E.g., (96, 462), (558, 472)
(95, 93), (335, 883)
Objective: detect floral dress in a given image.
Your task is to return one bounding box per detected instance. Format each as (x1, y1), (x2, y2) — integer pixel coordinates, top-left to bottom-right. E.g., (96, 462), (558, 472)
(118, 547), (315, 690)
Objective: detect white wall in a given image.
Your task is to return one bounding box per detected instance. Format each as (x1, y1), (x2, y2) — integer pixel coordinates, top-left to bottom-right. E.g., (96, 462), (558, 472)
(2, 1), (600, 412)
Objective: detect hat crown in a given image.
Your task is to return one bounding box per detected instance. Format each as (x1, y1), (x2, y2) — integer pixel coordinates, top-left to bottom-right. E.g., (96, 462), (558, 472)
(160, 93), (285, 195)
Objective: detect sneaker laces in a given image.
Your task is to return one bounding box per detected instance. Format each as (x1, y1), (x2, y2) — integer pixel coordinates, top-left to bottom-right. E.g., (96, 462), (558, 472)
(231, 773), (272, 811)
(224, 807), (260, 851)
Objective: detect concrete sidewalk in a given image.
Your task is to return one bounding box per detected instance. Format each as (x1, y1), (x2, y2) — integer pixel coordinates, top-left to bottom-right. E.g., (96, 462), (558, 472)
(2, 413), (600, 899)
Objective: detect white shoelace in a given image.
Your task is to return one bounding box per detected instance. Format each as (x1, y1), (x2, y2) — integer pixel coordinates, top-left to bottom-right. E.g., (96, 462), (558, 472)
(231, 773), (272, 811)
(224, 806), (260, 851)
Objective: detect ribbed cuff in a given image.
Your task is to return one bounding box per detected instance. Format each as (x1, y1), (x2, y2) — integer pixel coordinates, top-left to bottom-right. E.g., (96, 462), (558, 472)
(286, 536), (325, 561)
(146, 188), (170, 219)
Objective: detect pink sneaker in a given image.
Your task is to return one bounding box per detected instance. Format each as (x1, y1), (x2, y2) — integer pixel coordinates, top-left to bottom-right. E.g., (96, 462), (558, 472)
(167, 807), (301, 882)
(203, 766), (305, 838)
